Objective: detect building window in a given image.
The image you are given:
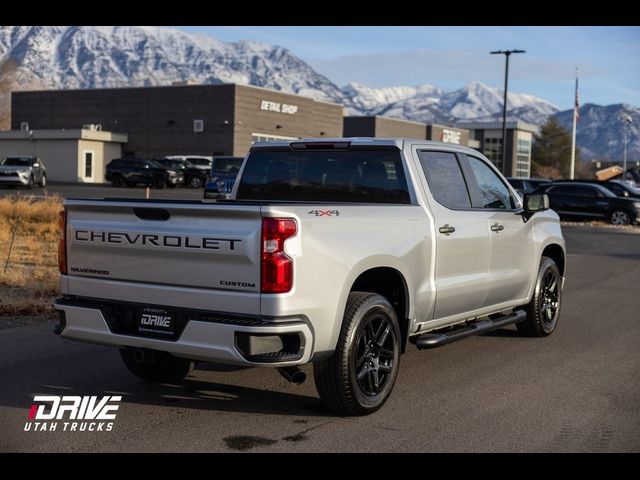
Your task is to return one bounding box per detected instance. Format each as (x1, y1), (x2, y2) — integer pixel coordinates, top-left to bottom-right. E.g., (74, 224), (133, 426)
(483, 137), (503, 171)
(516, 138), (531, 178)
(193, 119), (204, 133)
(83, 150), (94, 180)
(251, 133), (298, 143)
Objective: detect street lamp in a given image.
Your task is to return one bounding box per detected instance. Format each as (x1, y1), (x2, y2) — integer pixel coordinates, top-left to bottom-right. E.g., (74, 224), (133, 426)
(622, 113), (633, 179)
(490, 49), (526, 172)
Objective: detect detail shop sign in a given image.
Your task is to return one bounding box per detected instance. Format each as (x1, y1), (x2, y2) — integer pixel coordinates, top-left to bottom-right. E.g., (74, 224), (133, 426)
(260, 100), (298, 115)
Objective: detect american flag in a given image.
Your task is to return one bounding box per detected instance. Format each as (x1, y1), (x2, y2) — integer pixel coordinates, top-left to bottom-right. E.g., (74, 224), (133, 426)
(574, 73), (580, 123)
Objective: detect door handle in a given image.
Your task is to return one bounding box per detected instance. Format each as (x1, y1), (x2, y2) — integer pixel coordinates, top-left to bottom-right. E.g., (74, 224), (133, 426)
(491, 223), (504, 232)
(439, 224), (456, 235)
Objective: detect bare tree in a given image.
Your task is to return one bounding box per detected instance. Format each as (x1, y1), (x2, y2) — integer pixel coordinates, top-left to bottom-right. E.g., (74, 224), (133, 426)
(0, 58), (19, 130)
(0, 59), (46, 131)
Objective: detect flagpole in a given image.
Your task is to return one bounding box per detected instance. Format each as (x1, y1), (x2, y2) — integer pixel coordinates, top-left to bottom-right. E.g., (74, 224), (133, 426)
(570, 67), (578, 180)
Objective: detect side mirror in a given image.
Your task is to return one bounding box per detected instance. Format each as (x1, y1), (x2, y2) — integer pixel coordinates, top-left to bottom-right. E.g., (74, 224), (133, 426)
(523, 193), (549, 213)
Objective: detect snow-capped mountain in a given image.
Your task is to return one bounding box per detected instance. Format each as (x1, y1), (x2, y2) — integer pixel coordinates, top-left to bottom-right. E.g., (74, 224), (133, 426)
(0, 26), (344, 103)
(555, 104), (640, 161)
(0, 26), (636, 161)
(341, 80), (559, 126)
(343, 82), (443, 114)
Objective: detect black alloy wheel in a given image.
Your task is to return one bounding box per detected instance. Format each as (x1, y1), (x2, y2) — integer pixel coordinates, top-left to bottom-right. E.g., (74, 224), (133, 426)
(354, 313), (396, 397)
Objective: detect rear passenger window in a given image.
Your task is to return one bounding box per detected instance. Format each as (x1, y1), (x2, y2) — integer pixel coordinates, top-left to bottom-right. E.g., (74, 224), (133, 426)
(466, 156), (513, 209)
(418, 151), (471, 209)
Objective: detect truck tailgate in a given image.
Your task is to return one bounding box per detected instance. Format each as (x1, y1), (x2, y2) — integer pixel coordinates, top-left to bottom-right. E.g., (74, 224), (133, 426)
(65, 200), (262, 296)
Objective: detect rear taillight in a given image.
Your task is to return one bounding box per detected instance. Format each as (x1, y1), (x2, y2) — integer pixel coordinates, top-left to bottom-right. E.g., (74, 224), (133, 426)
(261, 218), (297, 294)
(57, 209), (67, 275)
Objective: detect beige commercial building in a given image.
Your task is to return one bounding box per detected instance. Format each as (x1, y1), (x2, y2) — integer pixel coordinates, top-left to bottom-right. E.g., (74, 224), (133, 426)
(0, 128), (127, 183)
(456, 121), (537, 177)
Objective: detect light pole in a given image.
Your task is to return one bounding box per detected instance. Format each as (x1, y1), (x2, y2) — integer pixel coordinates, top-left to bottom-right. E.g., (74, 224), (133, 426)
(490, 49), (526, 173)
(622, 113), (633, 180)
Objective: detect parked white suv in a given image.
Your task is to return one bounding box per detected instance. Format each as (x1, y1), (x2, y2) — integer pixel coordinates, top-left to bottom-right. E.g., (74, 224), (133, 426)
(55, 138), (565, 415)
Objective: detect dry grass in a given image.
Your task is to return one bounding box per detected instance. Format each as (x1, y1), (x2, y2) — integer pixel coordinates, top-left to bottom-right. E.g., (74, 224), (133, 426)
(0, 195), (62, 317)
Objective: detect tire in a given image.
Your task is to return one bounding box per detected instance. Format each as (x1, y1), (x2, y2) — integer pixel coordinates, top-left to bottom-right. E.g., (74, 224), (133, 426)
(517, 256), (562, 337)
(39, 174), (46, 188)
(609, 209), (631, 226)
(313, 292), (401, 416)
(152, 176), (165, 189)
(119, 347), (195, 383)
(26, 175), (34, 190)
(188, 176), (204, 189)
(111, 175), (125, 187)
(126, 181), (136, 188)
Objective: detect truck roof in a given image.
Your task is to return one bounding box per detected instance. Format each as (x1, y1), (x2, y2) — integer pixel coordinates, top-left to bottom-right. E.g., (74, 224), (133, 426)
(250, 137), (480, 155)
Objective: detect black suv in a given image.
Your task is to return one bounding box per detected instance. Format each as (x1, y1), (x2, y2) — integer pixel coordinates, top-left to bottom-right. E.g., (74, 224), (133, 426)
(572, 180), (640, 200)
(153, 158), (206, 189)
(506, 177), (551, 196)
(536, 181), (640, 225)
(106, 158), (170, 189)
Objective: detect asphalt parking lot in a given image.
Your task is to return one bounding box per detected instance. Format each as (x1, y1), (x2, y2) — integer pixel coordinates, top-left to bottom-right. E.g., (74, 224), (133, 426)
(0, 190), (639, 452)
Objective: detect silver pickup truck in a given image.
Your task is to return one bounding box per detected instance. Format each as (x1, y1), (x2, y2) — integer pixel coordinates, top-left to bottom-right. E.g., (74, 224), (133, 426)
(54, 138), (565, 416)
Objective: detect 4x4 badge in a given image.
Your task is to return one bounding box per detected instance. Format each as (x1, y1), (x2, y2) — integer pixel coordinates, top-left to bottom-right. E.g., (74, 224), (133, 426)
(308, 210), (340, 217)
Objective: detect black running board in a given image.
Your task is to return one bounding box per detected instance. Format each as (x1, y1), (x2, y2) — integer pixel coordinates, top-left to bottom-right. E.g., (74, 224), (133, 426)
(413, 310), (527, 350)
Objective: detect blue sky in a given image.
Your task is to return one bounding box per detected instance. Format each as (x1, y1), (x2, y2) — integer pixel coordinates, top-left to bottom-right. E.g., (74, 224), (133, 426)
(174, 26), (640, 108)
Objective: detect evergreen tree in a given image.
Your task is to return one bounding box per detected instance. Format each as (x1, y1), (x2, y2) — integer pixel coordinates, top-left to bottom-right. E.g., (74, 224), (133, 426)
(531, 117), (581, 179)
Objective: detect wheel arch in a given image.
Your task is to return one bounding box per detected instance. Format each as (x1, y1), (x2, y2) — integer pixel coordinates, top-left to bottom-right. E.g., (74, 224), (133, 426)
(335, 263), (413, 354)
(541, 243), (565, 277)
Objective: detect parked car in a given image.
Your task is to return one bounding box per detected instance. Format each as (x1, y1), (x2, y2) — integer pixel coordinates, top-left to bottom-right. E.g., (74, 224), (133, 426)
(55, 138), (566, 416)
(105, 158), (172, 189)
(165, 156), (212, 186)
(153, 158), (211, 189)
(555, 179), (640, 200)
(203, 156), (244, 199)
(506, 177), (551, 197)
(0, 156), (47, 189)
(536, 181), (640, 225)
(609, 179), (640, 196)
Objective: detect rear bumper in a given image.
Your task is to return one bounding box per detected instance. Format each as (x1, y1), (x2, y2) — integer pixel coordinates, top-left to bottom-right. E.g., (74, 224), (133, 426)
(53, 297), (314, 367)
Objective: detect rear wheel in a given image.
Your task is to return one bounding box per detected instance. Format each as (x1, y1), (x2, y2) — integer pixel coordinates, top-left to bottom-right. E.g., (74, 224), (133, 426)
(152, 176), (165, 189)
(517, 256), (562, 337)
(609, 209), (631, 226)
(314, 292), (401, 416)
(119, 348), (195, 383)
(111, 175), (125, 187)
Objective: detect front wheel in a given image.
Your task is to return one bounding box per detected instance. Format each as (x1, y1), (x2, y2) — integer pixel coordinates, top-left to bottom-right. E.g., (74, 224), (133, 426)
(314, 292), (401, 416)
(188, 176), (204, 189)
(26, 175), (34, 190)
(609, 209), (631, 226)
(119, 348), (195, 383)
(39, 174), (47, 188)
(517, 256), (562, 337)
